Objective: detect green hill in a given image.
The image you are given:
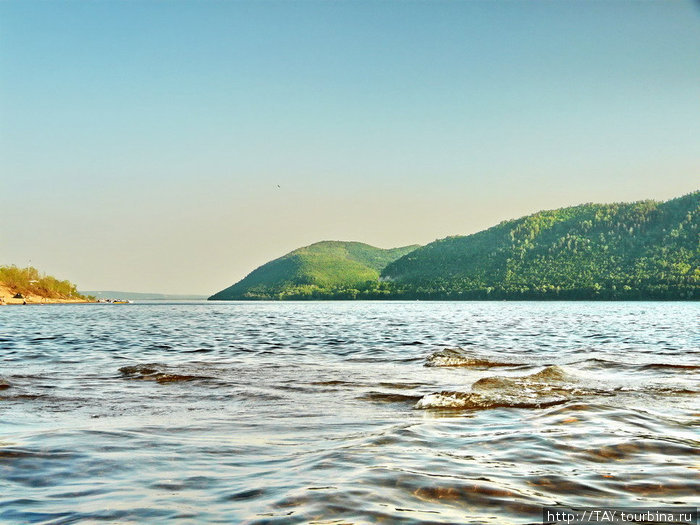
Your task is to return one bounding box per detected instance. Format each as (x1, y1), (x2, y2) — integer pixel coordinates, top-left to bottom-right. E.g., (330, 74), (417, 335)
(382, 191), (699, 300)
(209, 241), (420, 300)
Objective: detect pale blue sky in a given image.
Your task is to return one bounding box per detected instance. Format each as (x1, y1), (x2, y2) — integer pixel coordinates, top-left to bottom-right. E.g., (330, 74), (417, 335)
(1, 1), (698, 294)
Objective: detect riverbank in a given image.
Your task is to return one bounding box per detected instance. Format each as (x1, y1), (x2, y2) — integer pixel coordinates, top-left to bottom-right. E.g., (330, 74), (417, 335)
(0, 283), (92, 305)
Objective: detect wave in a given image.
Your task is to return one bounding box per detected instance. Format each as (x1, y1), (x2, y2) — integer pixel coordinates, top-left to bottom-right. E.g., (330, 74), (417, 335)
(310, 380), (356, 386)
(118, 364), (211, 384)
(425, 347), (522, 368)
(640, 363), (700, 371)
(415, 366), (579, 410)
(569, 358), (700, 374)
(570, 357), (622, 368)
(358, 392), (424, 404)
(0, 393), (47, 400)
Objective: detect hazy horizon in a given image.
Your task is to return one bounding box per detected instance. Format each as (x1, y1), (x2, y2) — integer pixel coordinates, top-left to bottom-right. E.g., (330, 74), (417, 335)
(2, 1), (698, 295)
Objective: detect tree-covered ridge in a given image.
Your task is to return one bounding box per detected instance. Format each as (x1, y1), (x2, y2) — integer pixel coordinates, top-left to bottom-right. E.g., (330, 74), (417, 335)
(208, 241), (420, 300)
(209, 191), (699, 301)
(381, 191), (699, 299)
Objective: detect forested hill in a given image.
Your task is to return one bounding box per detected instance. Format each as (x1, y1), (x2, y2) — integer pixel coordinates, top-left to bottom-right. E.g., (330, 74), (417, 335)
(382, 191), (699, 300)
(209, 241), (420, 300)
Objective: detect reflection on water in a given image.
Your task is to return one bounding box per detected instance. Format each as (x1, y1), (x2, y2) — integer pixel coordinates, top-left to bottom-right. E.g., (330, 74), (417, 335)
(0, 301), (698, 523)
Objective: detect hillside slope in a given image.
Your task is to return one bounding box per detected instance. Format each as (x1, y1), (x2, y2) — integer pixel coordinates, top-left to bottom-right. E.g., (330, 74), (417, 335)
(0, 265), (91, 304)
(382, 191), (699, 299)
(209, 241), (420, 300)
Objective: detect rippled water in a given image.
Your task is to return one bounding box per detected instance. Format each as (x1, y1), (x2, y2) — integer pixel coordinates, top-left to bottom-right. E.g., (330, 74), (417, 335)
(1, 301), (698, 524)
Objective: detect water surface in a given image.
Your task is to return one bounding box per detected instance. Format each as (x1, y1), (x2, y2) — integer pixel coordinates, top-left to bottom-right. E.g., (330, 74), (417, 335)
(1, 301), (698, 523)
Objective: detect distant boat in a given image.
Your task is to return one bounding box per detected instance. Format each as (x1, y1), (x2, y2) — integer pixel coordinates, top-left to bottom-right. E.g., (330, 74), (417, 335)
(111, 300), (132, 304)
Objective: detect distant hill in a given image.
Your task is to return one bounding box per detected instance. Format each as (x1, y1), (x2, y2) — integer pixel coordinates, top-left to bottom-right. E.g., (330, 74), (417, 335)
(209, 241), (420, 300)
(382, 190), (699, 300)
(210, 191), (699, 301)
(81, 291), (208, 301)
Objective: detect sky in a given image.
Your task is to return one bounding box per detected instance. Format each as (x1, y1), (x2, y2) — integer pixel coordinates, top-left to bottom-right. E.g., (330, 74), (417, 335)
(1, 0), (698, 295)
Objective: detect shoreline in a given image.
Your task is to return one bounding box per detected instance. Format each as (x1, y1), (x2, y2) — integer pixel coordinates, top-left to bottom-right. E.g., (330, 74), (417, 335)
(0, 284), (93, 305)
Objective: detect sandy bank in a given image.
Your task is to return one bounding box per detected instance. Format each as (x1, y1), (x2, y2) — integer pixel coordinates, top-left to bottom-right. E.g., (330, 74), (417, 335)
(0, 283), (93, 305)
